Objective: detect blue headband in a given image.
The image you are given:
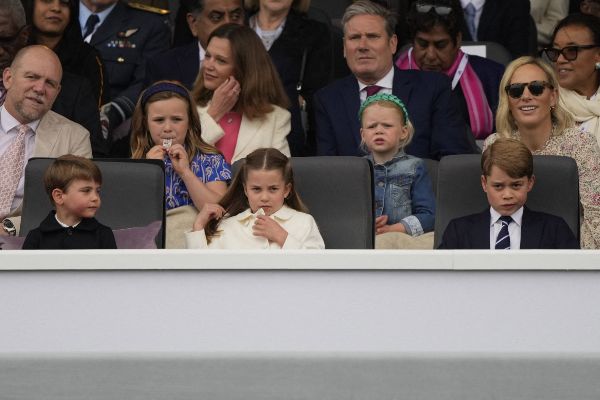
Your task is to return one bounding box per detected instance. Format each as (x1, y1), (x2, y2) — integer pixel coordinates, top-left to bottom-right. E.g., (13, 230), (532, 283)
(141, 82), (189, 106)
(358, 93), (410, 124)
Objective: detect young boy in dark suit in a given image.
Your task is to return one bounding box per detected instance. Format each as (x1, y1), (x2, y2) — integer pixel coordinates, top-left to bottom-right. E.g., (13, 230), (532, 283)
(438, 138), (579, 249)
(22, 155), (116, 249)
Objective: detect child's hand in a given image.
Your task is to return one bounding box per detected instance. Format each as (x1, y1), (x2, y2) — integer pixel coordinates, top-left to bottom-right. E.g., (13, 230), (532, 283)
(167, 144), (190, 175)
(253, 214), (288, 247)
(193, 203), (225, 231)
(207, 76), (240, 122)
(146, 145), (166, 160)
(375, 215), (388, 233)
(375, 215), (407, 235)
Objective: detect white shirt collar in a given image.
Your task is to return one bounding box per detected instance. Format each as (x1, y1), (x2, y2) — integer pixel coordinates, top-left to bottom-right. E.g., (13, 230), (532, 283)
(198, 41), (206, 65)
(235, 205), (294, 225)
(55, 213), (81, 228)
(79, 1), (117, 35)
(357, 66), (394, 93)
(489, 206), (524, 227)
(0, 105), (41, 134)
(460, 0), (485, 10)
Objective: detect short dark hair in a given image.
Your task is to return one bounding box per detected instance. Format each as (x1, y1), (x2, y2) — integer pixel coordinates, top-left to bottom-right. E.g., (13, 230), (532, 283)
(551, 13), (600, 46)
(406, 0), (465, 45)
(44, 155), (102, 204)
(187, 0), (205, 15)
(481, 138), (533, 179)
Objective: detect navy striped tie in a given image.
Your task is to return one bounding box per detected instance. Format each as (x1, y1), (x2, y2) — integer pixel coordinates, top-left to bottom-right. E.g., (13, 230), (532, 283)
(495, 215), (512, 249)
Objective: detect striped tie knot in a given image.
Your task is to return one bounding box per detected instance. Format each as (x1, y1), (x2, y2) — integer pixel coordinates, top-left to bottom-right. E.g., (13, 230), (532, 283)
(495, 215), (513, 250)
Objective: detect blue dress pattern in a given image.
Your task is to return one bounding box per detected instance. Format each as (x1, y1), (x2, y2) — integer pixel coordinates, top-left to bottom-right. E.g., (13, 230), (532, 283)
(164, 151), (231, 210)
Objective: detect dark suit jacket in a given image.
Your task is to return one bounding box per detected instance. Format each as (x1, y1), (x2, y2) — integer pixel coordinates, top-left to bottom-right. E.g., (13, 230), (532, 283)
(461, 0), (533, 58)
(438, 207), (579, 249)
(266, 10), (333, 156)
(88, 1), (170, 118)
(314, 66), (472, 160)
(145, 41), (200, 90)
(22, 211), (116, 250)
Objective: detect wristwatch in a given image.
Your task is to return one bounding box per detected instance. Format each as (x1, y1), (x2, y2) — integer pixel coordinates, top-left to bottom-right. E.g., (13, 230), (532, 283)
(2, 219), (16, 236)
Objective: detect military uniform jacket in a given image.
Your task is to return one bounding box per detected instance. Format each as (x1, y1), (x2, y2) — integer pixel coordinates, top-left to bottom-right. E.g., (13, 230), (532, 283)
(89, 1), (170, 118)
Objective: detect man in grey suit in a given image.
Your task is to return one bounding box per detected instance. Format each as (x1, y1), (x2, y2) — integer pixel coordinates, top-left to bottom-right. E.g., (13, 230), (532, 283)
(0, 45), (91, 236)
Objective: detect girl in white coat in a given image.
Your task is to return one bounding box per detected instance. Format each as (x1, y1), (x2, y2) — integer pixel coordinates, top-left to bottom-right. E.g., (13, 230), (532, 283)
(185, 148), (324, 249)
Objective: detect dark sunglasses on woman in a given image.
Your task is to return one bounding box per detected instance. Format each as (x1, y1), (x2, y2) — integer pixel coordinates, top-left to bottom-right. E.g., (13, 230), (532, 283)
(505, 81), (554, 99)
(541, 45), (600, 62)
(415, 1), (452, 15)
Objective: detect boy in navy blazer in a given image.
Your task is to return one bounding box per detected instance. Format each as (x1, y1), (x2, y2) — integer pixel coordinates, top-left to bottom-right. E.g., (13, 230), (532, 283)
(439, 138), (579, 249)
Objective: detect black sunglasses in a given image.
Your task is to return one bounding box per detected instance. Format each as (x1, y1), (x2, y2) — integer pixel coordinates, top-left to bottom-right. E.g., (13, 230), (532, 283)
(505, 81), (554, 99)
(541, 45), (600, 62)
(415, 2), (452, 15)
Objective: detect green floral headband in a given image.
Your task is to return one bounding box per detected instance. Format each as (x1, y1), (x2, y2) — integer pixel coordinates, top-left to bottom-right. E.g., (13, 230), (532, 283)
(358, 93), (410, 125)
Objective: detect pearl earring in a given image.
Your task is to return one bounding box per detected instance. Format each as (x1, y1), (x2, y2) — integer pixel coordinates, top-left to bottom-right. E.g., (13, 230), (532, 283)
(596, 62), (600, 70)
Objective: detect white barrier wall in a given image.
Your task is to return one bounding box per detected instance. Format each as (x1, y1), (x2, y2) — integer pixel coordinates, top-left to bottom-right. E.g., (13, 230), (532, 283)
(1, 250), (600, 353)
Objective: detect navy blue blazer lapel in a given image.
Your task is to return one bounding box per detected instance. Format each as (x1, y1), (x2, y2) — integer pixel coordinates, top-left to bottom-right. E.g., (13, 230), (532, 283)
(477, 0), (498, 40)
(340, 76), (362, 151)
(90, 2), (127, 46)
(392, 67), (413, 105)
(472, 209), (492, 249)
(520, 207), (539, 249)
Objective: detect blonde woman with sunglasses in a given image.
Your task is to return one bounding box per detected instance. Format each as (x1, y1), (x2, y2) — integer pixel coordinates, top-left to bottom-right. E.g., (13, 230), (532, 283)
(484, 56), (600, 249)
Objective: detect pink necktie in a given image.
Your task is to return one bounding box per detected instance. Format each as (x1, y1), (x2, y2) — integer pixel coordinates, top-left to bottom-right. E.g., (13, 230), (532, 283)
(365, 85), (382, 97)
(0, 125), (29, 219)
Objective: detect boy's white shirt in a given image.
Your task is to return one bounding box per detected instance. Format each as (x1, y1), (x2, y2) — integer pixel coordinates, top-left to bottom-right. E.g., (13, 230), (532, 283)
(185, 205), (325, 249)
(488, 206), (523, 250)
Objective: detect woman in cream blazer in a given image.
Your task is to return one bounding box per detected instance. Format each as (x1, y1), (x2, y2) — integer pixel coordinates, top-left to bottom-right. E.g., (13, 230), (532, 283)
(192, 24), (291, 163)
(197, 104), (290, 163)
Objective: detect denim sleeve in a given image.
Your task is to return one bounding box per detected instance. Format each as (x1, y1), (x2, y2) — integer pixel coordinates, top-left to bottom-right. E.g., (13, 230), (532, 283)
(401, 161), (436, 235)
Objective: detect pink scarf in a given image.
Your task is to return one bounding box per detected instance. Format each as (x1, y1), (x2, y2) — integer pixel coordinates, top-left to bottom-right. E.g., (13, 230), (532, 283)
(396, 49), (493, 139)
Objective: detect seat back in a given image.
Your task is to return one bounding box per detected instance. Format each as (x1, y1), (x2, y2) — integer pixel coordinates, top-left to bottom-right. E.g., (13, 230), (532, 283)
(234, 156), (374, 249)
(20, 158), (166, 247)
(461, 41), (513, 66)
(423, 158), (439, 197)
(434, 154), (579, 248)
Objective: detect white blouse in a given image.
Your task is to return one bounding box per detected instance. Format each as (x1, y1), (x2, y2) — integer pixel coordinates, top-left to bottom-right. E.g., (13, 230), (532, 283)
(185, 205), (325, 249)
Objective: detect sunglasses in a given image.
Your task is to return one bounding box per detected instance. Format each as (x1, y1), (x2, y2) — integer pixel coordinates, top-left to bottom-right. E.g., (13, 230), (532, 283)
(505, 81), (554, 99)
(415, 2), (452, 15)
(541, 45), (600, 62)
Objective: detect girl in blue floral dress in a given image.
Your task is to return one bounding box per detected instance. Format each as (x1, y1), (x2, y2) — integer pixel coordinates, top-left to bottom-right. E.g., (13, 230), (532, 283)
(131, 81), (231, 246)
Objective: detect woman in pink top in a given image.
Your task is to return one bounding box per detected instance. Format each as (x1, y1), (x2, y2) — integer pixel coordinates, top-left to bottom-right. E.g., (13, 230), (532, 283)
(192, 23), (291, 164)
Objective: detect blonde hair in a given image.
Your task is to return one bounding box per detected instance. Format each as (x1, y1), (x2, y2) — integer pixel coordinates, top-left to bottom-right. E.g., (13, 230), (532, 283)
(244, 0), (310, 13)
(496, 56), (574, 137)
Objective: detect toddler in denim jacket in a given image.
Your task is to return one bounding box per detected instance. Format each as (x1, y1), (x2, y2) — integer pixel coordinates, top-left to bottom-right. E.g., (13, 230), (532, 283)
(360, 93), (435, 236)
